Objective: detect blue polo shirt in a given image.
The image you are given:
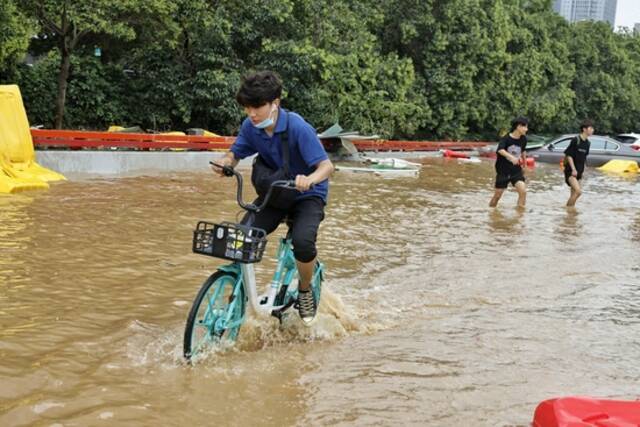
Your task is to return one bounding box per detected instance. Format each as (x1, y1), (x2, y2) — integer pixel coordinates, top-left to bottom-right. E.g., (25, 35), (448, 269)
(230, 108), (330, 203)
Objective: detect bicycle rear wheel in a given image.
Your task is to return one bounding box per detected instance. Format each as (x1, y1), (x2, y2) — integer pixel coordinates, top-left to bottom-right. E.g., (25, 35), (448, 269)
(183, 270), (245, 360)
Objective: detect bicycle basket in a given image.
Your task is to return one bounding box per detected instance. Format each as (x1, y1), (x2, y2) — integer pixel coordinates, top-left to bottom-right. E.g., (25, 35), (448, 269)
(192, 221), (267, 263)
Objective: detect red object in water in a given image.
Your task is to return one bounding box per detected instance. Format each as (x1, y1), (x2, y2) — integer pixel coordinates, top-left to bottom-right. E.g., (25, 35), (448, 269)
(520, 157), (535, 167)
(442, 149), (470, 159)
(533, 397), (640, 427)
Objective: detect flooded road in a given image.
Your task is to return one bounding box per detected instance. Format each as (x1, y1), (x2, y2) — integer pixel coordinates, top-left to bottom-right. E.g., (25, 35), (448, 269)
(1, 158), (639, 426)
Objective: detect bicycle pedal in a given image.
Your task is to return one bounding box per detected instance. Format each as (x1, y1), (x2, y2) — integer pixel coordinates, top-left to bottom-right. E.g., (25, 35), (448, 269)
(278, 312), (293, 327)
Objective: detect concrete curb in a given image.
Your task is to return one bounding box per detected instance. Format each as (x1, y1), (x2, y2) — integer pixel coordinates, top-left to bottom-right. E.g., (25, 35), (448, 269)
(35, 150), (440, 176)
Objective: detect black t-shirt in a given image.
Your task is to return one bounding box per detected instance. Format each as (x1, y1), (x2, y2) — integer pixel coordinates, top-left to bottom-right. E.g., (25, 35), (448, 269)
(563, 136), (590, 174)
(495, 134), (527, 175)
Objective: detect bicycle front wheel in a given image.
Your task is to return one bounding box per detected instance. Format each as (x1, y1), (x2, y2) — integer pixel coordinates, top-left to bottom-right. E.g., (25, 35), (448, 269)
(183, 270), (245, 360)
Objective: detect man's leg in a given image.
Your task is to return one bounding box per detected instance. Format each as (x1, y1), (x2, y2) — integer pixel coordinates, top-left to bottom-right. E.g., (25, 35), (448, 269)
(490, 188), (505, 207)
(241, 199), (287, 233)
(290, 198), (325, 291)
(491, 174), (508, 207)
(297, 260), (315, 292)
(514, 180), (526, 208)
(566, 176), (582, 207)
(290, 198), (325, 325)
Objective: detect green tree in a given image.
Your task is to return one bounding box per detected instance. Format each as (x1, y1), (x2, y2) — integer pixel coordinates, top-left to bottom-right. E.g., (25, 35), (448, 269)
(378, 0), (576, 139)
(379, 0), (502, 138)
(617, 32), (640, 131)
(568, 22), (640, 133)
(119, 0), (424, 137)
(0, 1), (33, 80)
(19, 0), (175, 128)
(12, 0), (640, 138)
(117, 0), (243, 133)
(15, 53), (58, 126)
(491, 0), (574, 135)
(242, 0), (425, 136)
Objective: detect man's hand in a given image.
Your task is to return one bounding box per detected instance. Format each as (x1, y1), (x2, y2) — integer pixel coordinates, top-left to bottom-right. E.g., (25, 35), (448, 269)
(510, 155), (519, 166)
(211, 154), (235, 177)
(294, 159), (332, 192)
(295, 174), (314, 192)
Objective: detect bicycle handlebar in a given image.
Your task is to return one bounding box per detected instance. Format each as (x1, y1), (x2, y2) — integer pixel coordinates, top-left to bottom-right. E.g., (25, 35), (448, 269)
(210, 161), (296, 213)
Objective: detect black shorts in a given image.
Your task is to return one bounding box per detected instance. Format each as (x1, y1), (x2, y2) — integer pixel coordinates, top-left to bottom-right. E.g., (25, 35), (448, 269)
(564, 169), (583, 186)
(495, 171), (525, 189)
(241, 196), (325, 263)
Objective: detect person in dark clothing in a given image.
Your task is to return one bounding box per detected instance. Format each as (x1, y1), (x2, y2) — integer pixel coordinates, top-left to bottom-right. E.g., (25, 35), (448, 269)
(489, 117), (529, 208)
(564, 120), (593, 207)
(212, 71), (334, 325)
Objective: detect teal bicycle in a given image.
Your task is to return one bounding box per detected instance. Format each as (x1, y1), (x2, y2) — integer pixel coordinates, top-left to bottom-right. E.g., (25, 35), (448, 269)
(183, 164), (324, 360)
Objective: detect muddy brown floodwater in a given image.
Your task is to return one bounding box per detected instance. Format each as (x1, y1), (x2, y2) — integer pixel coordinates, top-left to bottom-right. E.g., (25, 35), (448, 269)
(1, 158), (639, 426)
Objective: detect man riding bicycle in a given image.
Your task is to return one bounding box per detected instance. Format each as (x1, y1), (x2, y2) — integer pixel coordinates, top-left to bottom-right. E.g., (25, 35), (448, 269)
(212, 70), (334, 326)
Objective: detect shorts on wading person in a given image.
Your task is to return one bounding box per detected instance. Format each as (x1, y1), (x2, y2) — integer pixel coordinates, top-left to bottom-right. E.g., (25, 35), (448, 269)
(564, 169), (583, 186)
(495, 172), (526, 189)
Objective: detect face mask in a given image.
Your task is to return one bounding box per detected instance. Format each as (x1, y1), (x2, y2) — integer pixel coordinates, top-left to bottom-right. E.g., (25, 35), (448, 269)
(253, 105), (277, 129)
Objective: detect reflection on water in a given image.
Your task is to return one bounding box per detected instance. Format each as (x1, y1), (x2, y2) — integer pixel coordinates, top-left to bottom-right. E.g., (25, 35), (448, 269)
(1, 161), (639, 426)
(0, 195), (33, 250)
(553, 207), (583, 240)
(632, 215), (640, 243)
(488, 208), (524, 234)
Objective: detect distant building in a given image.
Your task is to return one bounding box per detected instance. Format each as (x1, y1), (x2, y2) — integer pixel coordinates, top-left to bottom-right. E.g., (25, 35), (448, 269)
(553, 0), (618, 26)
(635, 23), (640, 34)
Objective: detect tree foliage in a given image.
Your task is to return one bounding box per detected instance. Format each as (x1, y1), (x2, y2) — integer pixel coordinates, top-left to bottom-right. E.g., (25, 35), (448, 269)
(3, 0), (640, 138)
(18, 0), (176, 128)
(0, 0), (34, 79)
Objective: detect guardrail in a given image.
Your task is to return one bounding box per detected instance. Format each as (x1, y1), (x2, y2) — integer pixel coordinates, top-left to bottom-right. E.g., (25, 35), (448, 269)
(31, 129), (236, 150)
(30, 129), (491, 152)
(342, 139), (490, 152)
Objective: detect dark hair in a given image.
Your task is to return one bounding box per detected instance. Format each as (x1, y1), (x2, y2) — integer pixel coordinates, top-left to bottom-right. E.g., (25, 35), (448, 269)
(235, 71), (283, 108)
(580, 119), (593, 132)
(510, 116), (529, 132)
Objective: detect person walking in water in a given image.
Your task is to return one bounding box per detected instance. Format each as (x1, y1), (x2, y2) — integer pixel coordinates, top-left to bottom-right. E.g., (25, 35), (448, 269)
(564, 120), (593, 207)
(489, 117), (529, 208)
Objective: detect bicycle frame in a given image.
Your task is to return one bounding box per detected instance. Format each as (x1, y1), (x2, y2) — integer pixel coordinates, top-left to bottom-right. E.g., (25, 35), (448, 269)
(218, 236), (298, 317)
(242, 236), (299, 315)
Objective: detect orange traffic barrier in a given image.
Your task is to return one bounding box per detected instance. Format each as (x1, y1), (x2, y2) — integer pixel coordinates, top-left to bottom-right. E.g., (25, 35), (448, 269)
(442, 149), (470, 159)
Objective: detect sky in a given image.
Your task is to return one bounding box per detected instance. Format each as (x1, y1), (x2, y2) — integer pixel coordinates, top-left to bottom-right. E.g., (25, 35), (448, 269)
(615, 0), (640, 29)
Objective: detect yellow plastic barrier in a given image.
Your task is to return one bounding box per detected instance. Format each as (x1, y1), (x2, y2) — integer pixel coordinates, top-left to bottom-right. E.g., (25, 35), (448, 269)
(158, 131), (187, 151)
(597, 159), (639, 174)
(0, 85), (65, 193)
